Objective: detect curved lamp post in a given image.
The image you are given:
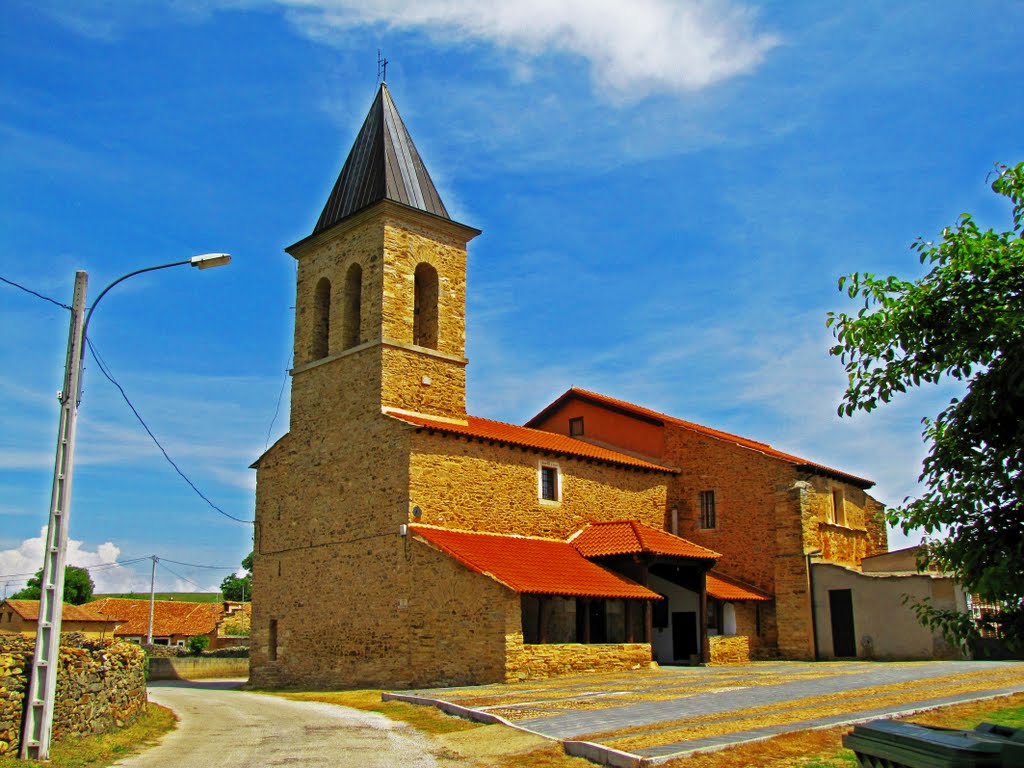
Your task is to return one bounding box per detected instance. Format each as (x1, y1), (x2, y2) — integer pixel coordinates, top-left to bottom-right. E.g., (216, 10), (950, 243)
(20, 254), (230, 761)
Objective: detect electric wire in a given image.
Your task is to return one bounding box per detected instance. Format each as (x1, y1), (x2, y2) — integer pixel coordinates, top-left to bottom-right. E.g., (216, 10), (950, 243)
(158, 557), (236, 571)
(0, 275), (72, 310)
(85, 338), (254, 525)
(0, 556), (153, 582)
(264, 353), (292, 451)
(155, 559), (206, 591)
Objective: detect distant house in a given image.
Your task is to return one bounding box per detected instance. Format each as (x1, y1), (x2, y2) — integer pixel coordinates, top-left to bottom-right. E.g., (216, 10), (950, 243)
(86, 598), (223, 648)
(0, 599), (119, 639)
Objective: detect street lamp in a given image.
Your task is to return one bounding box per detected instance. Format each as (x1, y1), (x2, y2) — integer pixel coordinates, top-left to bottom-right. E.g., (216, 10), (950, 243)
(20, 254), (230, 761)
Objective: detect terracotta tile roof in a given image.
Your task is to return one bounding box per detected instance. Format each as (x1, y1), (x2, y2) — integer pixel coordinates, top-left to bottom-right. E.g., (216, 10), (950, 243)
(85, 598), (221, 637)
(3, 599), (115, 624)
(706, 571), (773, 602)
(385, 410), (676, 473)
(569, 521), (720, 560)
(530, 388), (874, 489)
(410, 525), (662, 600)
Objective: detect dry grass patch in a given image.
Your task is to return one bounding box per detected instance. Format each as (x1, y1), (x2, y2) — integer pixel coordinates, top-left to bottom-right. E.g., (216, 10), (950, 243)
(657, 693), (1024, 768)
(587, 668), (1024, 752)
(0, 704), (176, 768)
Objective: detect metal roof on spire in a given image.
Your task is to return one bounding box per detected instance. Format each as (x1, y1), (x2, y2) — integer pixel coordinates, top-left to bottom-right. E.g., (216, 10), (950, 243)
(312, 83), (450, 235)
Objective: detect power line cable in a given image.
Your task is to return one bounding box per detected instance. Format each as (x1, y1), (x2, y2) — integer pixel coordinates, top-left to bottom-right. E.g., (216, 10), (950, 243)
(155, 559), (206, 591)
(264, 352), (292, 451)
(0, 556), (153, 581)
(85, 338), (254, 524)
(158, 557), (237, 571)
(0, 275), (72, 310)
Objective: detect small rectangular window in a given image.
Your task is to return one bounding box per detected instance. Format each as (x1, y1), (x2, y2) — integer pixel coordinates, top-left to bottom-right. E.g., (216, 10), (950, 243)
(268, 619), (279, 661)
(699, 490), (716, 529)
(831, 488), (846, 526)
(539, 464), (560, 502)
(569, 416), (584, 437)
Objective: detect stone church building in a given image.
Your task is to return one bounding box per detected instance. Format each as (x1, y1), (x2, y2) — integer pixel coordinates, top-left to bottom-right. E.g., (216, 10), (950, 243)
(249, 84), (892, 689)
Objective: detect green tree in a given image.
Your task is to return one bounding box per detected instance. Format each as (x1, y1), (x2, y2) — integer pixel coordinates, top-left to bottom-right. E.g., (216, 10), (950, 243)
(220, 551), (252, 602)
(187, 634), (210, 655)
(827, 161), (1024, 652)
(10, 565), (95, 605)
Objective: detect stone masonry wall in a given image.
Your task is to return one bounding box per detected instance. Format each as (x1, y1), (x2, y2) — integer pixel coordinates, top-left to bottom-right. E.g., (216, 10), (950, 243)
(505, 638), (652, 681)
(708, 635), (752, 665)
(409, 431), (668, 539)
(774, 481), (816, 659)
(667, 424), (792, 594)
(0, 634), (146, 757)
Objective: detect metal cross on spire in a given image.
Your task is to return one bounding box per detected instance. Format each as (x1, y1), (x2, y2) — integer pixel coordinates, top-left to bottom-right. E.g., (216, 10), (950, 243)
(377, 49), (388, 84)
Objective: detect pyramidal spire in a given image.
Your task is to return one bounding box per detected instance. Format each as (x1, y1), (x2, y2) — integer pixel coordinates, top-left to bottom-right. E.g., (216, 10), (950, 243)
(313, 83), (450, 235)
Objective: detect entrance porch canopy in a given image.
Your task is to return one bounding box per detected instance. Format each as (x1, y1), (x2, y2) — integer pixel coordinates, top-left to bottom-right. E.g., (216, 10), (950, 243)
(410, 524), (659, 599)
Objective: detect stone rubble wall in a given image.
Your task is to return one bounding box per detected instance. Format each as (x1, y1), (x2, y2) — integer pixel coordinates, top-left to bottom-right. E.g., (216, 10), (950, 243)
(505, 636), (652, 681)
(0, 633), (147, 757)
(708, 635), (752, 665)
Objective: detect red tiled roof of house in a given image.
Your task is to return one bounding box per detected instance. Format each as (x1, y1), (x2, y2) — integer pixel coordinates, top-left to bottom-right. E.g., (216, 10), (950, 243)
(529, 388), (874, 488)
(3, 599), (115, 624)
(385, 410), (676, 473)
(85, 598), (221, 637)
(410, 525), (662, 600)
(569, 521), (720, 560)
(706, 571), (773, 602)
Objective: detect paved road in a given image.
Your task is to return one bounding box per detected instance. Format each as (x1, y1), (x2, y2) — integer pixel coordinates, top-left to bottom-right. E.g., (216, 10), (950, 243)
(114, 680), (447, 768)
(395, 660), (1024, 762)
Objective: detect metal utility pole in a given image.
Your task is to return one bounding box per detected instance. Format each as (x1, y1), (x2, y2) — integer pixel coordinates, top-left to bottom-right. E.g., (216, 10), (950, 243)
(148, 556), (158, 644)
(21, 271), (88, 761)
(19, 254), (229, 761)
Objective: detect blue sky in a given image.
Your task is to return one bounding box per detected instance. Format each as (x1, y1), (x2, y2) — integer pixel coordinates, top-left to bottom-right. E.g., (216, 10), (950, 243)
(2, 1), (1021, 595)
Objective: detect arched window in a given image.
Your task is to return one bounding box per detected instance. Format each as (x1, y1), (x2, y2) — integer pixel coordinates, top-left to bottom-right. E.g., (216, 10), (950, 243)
(413, 262), (439, 349)
(343, 263), (362, 350)
(311, 277), (331, 360)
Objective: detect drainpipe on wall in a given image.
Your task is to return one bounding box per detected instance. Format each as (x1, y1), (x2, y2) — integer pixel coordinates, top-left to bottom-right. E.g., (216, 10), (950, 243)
(806, 549), (822, 661)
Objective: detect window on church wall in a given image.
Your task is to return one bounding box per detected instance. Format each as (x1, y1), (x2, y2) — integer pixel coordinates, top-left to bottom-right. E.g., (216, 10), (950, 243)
(569, 416), (584, 436)
(413, 262), (439, 349)
(342, 263), (362, 350)
(539, 462), (561, 503)
(699, 490), (716, 529)
(311, 277), (331, 360)
(830, 487), (847, 526)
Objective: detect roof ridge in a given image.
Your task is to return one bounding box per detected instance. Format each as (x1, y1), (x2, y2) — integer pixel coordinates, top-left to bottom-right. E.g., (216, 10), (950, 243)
(555, 387), (873, 488)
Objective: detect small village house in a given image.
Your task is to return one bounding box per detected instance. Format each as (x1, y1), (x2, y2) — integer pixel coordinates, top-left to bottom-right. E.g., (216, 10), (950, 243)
(0, 599), (119, 640)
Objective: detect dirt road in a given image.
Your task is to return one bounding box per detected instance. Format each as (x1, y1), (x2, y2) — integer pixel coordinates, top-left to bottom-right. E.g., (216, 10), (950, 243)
(114, 680), (448, 768)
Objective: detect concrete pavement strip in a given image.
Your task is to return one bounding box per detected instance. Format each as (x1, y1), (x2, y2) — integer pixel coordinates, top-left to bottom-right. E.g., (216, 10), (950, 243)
(384, 661), (1024, 767)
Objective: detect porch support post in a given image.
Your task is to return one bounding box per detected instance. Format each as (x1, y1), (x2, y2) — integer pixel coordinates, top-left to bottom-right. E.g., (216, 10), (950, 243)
(699, 568), (710, 664)
(538, 597), (550, 644)
(642, 559), (653, 644)
(582, 598), (591, 644)
(626, 601), (634, 643)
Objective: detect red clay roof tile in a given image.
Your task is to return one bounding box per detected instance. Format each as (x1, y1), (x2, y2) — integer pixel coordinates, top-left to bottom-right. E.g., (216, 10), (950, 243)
(3, 599), (114, 624)
(385, 410), (676, 473)
(410, 525), (662, 600)
(530, 388), (874, 488)
(706, 571), (773, 602)
(85, 598), (221, 637)
(569, 521), (720, 560)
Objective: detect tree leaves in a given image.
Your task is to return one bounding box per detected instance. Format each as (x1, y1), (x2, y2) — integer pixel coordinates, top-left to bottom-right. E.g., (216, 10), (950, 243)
(828, 162), (1024, 653)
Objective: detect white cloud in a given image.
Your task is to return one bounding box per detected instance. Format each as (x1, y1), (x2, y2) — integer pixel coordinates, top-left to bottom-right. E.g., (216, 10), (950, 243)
(0, 527), (139, 595)
(0, 528), (228, 595)
(278, 0), (779, 100)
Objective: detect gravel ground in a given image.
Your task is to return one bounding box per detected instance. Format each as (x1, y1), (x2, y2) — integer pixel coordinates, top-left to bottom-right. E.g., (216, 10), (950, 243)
(113, 679), (450, 768)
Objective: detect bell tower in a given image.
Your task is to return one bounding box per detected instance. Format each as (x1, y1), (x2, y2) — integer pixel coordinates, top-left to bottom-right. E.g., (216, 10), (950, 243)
(285, 84), (480, 428)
